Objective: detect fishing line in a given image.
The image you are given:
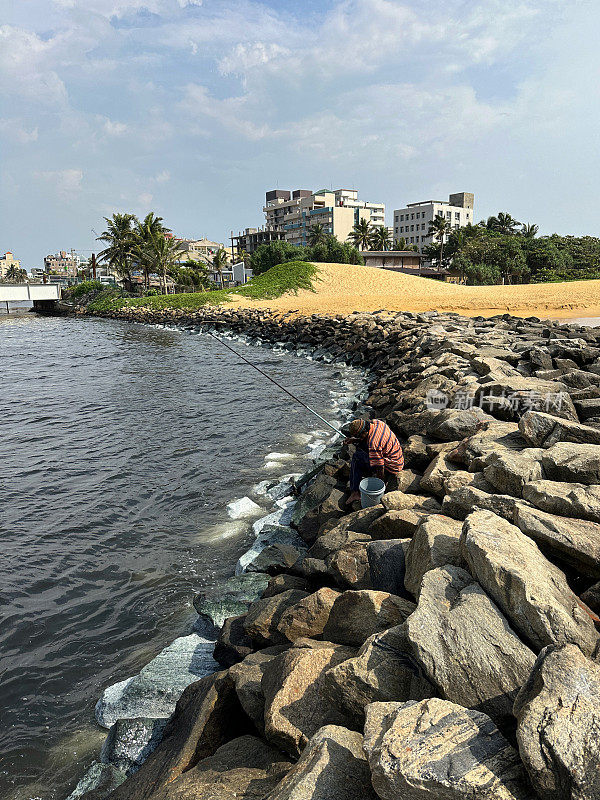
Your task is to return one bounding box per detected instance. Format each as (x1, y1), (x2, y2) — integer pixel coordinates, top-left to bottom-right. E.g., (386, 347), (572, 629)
(207, 331), (343, 436)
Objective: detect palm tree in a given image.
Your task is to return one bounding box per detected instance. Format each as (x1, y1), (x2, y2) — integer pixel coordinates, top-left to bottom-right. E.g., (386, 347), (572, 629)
(486, 212), (521, 235)
(211, 247), (229, 290)
(307, 223), (328, 248)
(348, 218), (373, 251)
(134, 212), (170, 288)
(142, 232), (186, 294)
(370, 225), (392, 251)
(427, 214), (451, 269)
(97, 213), (137, 287)
(5, 265), (26, 282)
(521, 223), (539, 239)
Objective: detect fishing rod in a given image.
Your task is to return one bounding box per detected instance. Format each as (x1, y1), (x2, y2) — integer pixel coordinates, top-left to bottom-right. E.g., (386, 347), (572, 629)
(207, 331), (343, 436)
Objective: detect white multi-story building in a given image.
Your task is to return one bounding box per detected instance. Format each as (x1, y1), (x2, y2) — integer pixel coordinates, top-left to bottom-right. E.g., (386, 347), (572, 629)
(393, 192), (475, 252)
(262, 188), (385, 247)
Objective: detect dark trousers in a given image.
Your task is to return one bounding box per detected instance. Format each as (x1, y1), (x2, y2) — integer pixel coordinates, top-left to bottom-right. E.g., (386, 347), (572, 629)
(350, 446), (399, 491)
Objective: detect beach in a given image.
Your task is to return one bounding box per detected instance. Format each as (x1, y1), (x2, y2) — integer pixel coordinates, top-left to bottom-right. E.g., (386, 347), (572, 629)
(231, 262), (600, 319)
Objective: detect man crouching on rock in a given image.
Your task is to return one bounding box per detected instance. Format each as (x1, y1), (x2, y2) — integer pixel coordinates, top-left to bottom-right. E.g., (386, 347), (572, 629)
(342, 418), (404, 506)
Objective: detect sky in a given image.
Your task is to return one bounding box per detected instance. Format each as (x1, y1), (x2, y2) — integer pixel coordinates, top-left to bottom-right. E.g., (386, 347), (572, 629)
(1, 0), (598, 268)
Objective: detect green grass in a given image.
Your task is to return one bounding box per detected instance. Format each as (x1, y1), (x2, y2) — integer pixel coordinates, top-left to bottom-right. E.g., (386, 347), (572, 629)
(87, 261), (319, 313)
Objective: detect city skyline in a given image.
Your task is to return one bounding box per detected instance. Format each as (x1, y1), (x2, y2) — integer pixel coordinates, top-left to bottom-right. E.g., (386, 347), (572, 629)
(1, 0), (598, 267)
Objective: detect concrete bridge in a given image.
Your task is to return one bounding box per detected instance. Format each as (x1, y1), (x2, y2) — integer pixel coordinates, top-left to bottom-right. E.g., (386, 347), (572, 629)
(0, 283), (61, 312)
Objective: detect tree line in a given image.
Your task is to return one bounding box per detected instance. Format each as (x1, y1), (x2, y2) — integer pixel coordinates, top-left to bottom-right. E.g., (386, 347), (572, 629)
(97, 212), (230, 293)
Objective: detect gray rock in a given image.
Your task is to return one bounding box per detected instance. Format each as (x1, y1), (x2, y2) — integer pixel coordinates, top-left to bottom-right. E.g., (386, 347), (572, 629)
(213, 614), (253, 667)
(66, 762), (126, 800)
(323, 590), (415, 648)
(368, 508), (427, 539)
(325, 539), (372, 589)
(514, 644), (600, 800)
(461, 510), (600, 655)
(292, 475), (346, 543)
(404, 515), (463, 598)
(581, 581), (600, 615)
(363, 699), (534, 800)
(428, 407), (496, 441)
(244, 589), (310, 647)
(108, 670), (253, 800)
(95, 634), (218, 728)
(523, 479), (600, 523)
(321, 624), (434, 725)
(100, 718), (168, 776)
(541, 442), (600, 485)
(262, 639), (355, 758)
(513, 503), (600, 578)
(519, 410), (600, 447)
(476, 377), (576, 421)
(381, 491), (441, 512)
(441, 486), (524, 522)
(419, 452), (460, 495)
(237, 521), (306, 574)
(405, 565), (535, 726)
(482, 449), (543, 497)
(229, 646), (287, 734)
(367, 538), (411, 597)
(246, 543), (304, 576)
(194, 572), (271, 629)
(266, 725), (378, 800)
(261, 573), (308, 598)
(277, 587), (340, 642)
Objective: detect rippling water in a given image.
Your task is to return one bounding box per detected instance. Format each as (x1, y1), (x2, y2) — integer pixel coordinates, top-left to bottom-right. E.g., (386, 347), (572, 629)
(0, 313), (354, 799)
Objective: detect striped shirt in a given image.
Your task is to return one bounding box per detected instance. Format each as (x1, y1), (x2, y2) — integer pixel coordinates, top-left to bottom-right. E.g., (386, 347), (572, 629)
(367, 419), (404, 474)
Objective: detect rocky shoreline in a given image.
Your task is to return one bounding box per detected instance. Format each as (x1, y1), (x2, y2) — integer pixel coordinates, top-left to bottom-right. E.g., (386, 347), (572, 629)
(67, 303), (599, 800)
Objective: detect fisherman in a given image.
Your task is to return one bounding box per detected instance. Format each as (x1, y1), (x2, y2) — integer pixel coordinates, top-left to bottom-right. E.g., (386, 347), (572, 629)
(342, 418), (404, 505)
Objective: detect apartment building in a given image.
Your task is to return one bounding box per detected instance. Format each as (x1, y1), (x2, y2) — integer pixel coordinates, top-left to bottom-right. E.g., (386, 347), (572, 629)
(393, 192), (475, 252)
(263, 188), (385, 247)
(43, 249), (81, 277)
(0, 251), (21, 279)
(231, 226), (285, 255)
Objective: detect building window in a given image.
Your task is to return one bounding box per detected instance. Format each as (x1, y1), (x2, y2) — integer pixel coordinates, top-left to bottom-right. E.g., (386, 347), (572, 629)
(411, 214), (414, 220)
(455, 212), (460, 219)
(394, 214), (398, 223)
(421, 223), (425, 230)
(411, 225), (414, 231)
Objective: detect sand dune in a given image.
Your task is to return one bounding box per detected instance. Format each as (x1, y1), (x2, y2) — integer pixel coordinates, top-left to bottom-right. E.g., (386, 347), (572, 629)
(232, 262), (600, 319)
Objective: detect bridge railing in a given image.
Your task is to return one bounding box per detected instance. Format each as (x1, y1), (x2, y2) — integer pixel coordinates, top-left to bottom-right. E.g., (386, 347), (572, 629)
(0, 284), (60, 302)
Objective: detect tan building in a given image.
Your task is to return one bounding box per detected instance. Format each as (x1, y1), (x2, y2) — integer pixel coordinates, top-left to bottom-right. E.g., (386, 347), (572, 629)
(44, 249), (80, 277)
(0, 251), (21, 279)
(393, 192), (475, 252)
(176, 237), (223, 265)
(263, 187), (385, 246)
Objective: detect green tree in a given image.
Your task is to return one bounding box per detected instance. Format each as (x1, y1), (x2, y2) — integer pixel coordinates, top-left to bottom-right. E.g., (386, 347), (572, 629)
(5, 265), (26, 282)
(370, 225), (392, 251)
(97, 213), (137, 287)
(134, 212), (170, 288)
(486, 212), (521, 235)
(348, 218), (373, 251)
(427, 214), (452, 268)
(250, 241), (307, 275)
(394, 237), (408, 250)
(307, 223), (328, 248)
(211, 247), (230, 289)
(141, 232), (186, 294)
(521, 223), (539, 239)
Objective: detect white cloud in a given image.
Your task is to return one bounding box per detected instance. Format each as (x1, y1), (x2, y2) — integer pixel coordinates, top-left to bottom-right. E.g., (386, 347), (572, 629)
(102, 118), (129, 136)
(35, 168), (84, 200)
(0, 119), (39, 143)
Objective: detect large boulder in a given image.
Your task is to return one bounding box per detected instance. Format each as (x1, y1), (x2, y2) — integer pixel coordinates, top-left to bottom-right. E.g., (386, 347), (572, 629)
(277, 588), (340, 642)
(441, 486), (523, 523)
(246, 543), (303, 576)
(368, 509), (428, 539)
(95, 634), (217, 728)
(381, 491), (441, 512)
(291, 474), (346, 543)
(261, 573), (308, 598)
(419, 452), (460, 496)
(513, 503), (600, 578)
(482, 449), (543, 498)
(100, 718), (168, 776)
(261, 639), (355, 758)
(321, 624), (435, 726)
(65, 763), (126, 799)
(514, 644), (600, 800)
(427, 407), (496, 441)
(108, 670), (253, 800)
(325, 540), (372, 589)
(476, 377), (576, 422)
(244, 589), (309, 647)
(522, 479), (600, 523)
(519, 410), (600, 447)
(266, 725), (378, 800)
(142, 735), (292, 800)
(363, 699), (534, 800)
(194, 573), (271, 630)
(367, 539), (411, 597)
(405, 565), (535, 727)
(404, 515), (463, 598)
(229, 646), (287, 734)
(541, 442), (600, 485)
(322, 590), (415, 648)
(461, 510), (600, 655)
(213, 615), (253, 668)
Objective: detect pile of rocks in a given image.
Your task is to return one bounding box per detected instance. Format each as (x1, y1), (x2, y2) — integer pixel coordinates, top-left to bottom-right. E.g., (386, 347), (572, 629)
(81, 307), (600, 800)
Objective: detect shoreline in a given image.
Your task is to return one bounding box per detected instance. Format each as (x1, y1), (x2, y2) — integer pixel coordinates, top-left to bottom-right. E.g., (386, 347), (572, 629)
(63, 304), (600, 800)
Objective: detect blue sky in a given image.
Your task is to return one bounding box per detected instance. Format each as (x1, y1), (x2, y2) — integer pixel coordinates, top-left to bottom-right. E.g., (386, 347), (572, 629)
(1, 0), (597, 268)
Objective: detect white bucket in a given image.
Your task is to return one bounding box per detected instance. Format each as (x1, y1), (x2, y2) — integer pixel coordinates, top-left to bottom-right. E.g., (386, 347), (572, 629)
(359, 477), (386, 508)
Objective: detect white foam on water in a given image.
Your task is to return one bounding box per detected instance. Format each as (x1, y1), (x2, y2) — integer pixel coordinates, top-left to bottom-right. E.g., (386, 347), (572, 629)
(226, 496), (263, 519)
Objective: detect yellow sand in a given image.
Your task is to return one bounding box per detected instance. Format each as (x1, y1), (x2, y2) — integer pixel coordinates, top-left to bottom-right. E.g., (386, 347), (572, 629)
(231, 263), (600, 320)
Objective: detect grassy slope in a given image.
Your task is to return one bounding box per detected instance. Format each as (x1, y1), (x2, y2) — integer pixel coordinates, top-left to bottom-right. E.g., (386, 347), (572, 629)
(87, 262), (319, 312)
